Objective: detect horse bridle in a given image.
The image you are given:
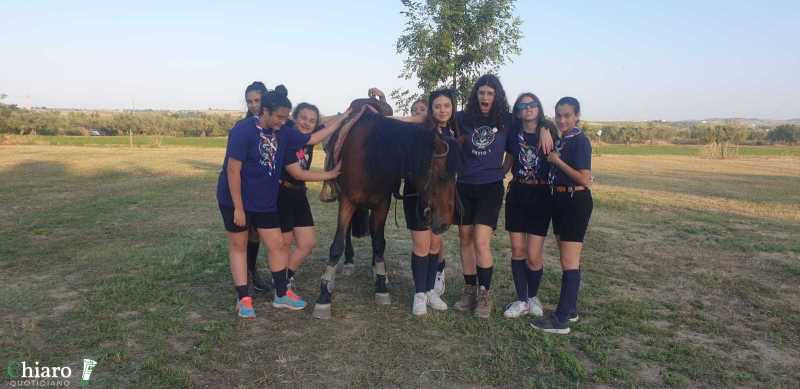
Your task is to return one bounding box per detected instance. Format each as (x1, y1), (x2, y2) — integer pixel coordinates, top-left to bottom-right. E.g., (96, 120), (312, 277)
(418, 136), (453, 220)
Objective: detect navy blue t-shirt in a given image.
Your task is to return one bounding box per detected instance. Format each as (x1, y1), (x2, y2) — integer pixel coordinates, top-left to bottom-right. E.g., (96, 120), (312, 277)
(549, 128), (591, 186)
(456, 111), (513, 184)
(507, 127), (550, 182)
(281, 142), (314, 187)
(217, 117), (311, 212)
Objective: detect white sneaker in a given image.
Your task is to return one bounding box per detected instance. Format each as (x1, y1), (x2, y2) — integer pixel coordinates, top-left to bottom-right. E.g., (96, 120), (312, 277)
(412, 292), (427, 316)
(528, 296), (544, 317)
(503, 300), (530, 318)
(426, 291), (448, 311)
(433, 271), (446, 296)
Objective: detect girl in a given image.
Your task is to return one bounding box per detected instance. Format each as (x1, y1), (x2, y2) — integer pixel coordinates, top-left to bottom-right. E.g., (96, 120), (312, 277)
(240, 81), (271, 293)
(216, 86), (342, 318)
(530, 97), (593, 334)
(403, 89), (459, 315)
(502, 93), (555, 319)
(410, 98), (428, 117)
(452, 75), (553, 318)
(368, 87), (458, 314)
(277, 102), (331, 301)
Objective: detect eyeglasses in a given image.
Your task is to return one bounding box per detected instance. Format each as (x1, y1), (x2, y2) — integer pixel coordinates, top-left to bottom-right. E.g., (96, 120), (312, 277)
(515, 101), (539, 110)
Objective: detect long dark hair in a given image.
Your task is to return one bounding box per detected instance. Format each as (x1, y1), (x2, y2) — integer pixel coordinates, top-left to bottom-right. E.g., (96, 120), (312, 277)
(424, 89), (460, 138)
(511, 92), (544, 132)
(464, 74), (510, 132)
(244, 81), (268, 118)
(261, 85), (292, 114)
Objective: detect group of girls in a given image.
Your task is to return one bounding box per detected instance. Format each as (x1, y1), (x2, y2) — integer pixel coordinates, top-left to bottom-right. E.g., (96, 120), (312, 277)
(218, 74), (592, 335)
(372, 74), (592, 335)
(217, 82), (347, 319)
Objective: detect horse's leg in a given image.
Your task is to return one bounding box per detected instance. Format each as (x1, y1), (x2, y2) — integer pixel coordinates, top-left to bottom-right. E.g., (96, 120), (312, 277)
(343, 224), (355, 275)
(312, 198), (356, 320)
(371, 199), (391, 305)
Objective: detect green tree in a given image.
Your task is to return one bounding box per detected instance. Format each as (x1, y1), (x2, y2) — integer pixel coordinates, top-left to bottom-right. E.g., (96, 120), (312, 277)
(767, 124), (799, 144)
(392, 0), (523, 112)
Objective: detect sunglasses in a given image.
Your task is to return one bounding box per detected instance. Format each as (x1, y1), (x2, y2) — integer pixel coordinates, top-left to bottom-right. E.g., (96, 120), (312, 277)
(515, 101), (539, 110)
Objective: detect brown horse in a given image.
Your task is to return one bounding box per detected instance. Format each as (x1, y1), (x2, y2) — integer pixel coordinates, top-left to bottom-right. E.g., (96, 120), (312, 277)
(312, 109), (462, 319)
(322, 98), (394, 275)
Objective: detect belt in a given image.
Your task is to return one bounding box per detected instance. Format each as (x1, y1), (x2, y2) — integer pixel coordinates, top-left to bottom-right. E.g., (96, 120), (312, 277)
(552, 185), (588, 193)
(513, 178), (549, 186)
(279, 180), (306, 191)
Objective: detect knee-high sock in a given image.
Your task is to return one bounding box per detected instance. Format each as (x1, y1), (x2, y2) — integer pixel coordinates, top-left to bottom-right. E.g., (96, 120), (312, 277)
(555, 269), (581, 322)
(511, 259), (528, 302)
(246, 241), (259, 274)
(426, 253), (440, 292)
(476, 266), (494, 290)
(526, 267), (544, 298)
(411, 254), (429, 294)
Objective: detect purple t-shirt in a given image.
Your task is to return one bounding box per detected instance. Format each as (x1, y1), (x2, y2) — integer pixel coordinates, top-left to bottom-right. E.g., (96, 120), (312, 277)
(456, 111), (513, 184)
(217, 117), (311, 212)
(507, 126), (550, 182)
(549, 127), (591, 186)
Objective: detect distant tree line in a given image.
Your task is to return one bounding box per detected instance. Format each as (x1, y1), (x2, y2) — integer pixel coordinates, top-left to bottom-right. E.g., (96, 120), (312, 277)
(582, 122), (799, 146)
(1, 97), (798, 145)
(0, 100), (238, 137)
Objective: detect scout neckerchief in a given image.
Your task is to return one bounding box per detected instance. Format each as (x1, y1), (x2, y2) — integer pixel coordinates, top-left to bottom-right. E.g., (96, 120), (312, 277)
(257, 123), (278, 176)
(549, 127), (582, 185)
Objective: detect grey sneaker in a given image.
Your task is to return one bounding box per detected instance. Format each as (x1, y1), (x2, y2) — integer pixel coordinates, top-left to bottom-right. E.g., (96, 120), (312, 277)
(453, 285), (478, 312)
(474, 286), (493, 318)
(530, 313), (570, 335)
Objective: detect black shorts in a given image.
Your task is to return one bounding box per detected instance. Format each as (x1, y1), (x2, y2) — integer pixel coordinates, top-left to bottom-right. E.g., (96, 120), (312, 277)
(551, 190), (593, 243)
(505, 182), (553, 236)
(278, 186), (314, 233)
(403, 183), (430, 231)
(219, 204), (281, 233)
(454, 181), (504, 230)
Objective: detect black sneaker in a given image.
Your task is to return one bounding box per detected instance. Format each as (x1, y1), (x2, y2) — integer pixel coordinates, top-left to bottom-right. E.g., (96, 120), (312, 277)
(530, 313), (571, 335)
(568, 312), (579, 323)
(250, 270), (272, 293)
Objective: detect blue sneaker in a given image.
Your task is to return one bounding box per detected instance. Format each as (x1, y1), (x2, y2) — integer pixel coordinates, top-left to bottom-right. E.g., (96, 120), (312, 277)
(272, 294), (306, 310)
(236, 296), (256, 319)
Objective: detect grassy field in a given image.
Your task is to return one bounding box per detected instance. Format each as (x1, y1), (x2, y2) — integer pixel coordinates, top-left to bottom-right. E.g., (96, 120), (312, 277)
(1, 145), (799, 388)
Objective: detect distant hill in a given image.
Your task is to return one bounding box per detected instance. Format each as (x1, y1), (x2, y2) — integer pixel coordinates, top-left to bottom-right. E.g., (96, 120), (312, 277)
(684, 118), (800, 127)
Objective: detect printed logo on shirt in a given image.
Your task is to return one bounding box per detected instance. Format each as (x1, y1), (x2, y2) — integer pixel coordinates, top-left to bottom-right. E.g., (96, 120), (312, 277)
(517, 146), (539, 180)
(471, 125), (497, 156)
(296, 147), (310, 170)
(516, 131), (539, 180)
(259, 130), (278, 176)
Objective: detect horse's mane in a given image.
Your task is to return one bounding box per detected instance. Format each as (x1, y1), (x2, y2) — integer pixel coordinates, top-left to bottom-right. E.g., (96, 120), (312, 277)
(363, 113), (435, 183)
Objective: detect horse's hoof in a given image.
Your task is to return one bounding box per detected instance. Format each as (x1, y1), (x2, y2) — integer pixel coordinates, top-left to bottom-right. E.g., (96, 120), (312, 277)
(313, 303), (332, 319)
(342, 264), (355, 276)
(375, 293), (391, 305)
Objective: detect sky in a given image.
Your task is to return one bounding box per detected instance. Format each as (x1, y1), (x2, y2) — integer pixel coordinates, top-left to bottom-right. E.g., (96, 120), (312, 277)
(1, 0), (799, 121)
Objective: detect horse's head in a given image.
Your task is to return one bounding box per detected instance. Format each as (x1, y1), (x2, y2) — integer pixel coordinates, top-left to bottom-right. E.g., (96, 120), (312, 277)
(413, 134), (463, 234)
